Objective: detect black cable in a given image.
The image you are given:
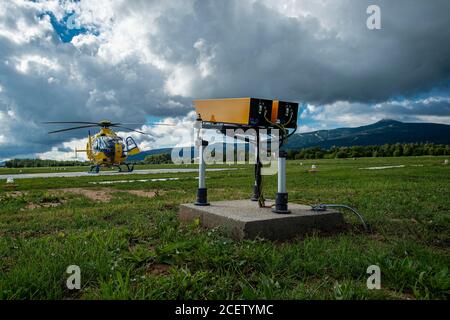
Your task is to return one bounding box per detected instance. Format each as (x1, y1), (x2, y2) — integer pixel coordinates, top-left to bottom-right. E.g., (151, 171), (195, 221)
(311, 204), (369, 232)
(255, 129), (265, 208)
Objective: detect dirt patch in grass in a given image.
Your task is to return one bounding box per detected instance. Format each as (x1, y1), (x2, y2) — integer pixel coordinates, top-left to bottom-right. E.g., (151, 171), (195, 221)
(5, 191), (27, 198)
(19, 193), (67, 211)
(162, 203), (177, 210)
(389, 218), (420, 224)
(24, 202), (65, 210)
(58, 188), (113, 202)
(126, 190), (159, 198)
(148, 263), (171, 276)
(55, 188), (162, 202)
(383, 288), (416, 300)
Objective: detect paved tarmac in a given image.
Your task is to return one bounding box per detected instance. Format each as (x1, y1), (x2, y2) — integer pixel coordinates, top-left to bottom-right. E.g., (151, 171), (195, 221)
(0, 168), (236, 180)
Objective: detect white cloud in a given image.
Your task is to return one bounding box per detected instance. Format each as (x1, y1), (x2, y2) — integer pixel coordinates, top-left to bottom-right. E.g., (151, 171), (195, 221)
(414, 115), (450, 124)
(298, 124), (319, 133)
(308, 95), (450, 129)
(164, 64), (197, 97)
(71, 33), (100, 55)
(194, 38), (216, 78)
(14, 54), (61, 74)
(0, 0), (449, 159)
(36, 137), (87, 161)
(118, 111), (197, 151)
(0, 1), (53, 44)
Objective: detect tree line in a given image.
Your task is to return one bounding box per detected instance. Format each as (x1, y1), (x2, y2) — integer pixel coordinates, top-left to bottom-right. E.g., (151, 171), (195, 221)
(143, 153), (172, 164)
(287, 143), (450, 160)
(142, 143), (450, 164)
(4, 143), (449, 167)
(4, 159), (90, 168)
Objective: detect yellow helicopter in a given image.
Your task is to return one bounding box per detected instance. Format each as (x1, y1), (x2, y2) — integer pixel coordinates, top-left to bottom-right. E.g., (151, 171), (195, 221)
(45, 120), (169, 173)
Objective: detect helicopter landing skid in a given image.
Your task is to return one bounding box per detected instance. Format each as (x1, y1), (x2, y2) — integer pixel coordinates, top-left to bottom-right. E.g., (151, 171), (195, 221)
(115, 164), (134, 173)
(88, 165), (100, 174)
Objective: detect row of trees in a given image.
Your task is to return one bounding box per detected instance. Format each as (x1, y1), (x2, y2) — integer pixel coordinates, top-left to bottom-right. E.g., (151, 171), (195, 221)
(4, 143), (448, 167)
(4, 159), (89, 168)
(287, 143), (450, 160)
(143, 153), (172, 164)
(141, 143), (450, 164)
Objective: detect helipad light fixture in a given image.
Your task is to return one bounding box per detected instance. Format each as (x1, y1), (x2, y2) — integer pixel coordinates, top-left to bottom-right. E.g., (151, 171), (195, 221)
(193, 98), (299, 214)
(194, 98), (273, 127)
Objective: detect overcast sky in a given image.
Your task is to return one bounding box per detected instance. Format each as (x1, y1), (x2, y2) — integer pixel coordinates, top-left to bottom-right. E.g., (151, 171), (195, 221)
(0, 0), (449, 160)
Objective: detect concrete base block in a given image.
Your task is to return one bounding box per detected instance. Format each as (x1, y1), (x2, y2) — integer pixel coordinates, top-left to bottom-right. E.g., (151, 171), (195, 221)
(179, 200), (344, 240)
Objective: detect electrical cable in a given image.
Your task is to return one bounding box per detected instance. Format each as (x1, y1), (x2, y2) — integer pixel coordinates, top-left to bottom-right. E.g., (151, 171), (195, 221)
(256, 109), (296, 208)
(263, 113), (292, 147)
(287, 199), (369, 231)
(311, 204), (369, 231)
(255, 108), (368, 231)
(219, 108), (295, 209)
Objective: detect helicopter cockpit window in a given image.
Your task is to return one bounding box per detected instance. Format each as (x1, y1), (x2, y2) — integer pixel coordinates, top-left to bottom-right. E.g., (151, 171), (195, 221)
(92, 139), (99, 151)
(93, 136), (116, 152)
(125, 137), (138, 151)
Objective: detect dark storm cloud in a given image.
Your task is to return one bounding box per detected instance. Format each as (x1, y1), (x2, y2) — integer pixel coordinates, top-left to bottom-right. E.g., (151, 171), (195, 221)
(307, 95), (450, 129)
(0, 0), (449, 159)
(152, 0), (450, 104)
(0, 1), (191, 158)
(380, 99), (450, 117)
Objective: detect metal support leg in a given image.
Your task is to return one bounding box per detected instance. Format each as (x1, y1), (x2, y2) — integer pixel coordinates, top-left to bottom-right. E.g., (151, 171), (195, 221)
(195, 128), (209, 206)
(251, 130), (261, 201)
(89, 165), (100, 174)
(251, 158), (261, 201)
(272, 150), (290, 214)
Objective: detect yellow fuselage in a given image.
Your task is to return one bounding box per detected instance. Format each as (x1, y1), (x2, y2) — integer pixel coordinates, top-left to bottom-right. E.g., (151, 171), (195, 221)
(87, 128), (128, 167)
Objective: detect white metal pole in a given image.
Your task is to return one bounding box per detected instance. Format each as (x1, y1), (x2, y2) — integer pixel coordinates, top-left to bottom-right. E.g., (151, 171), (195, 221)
(278, 156), (286, 193)
(199, 143), (206, 189)
(273, 150), (290, 213)
(195, 117), (209, 206)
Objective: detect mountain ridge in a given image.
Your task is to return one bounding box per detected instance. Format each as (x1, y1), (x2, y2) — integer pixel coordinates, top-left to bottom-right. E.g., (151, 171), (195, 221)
(284, 119), (450, 150)
(129, 119), (450, 161)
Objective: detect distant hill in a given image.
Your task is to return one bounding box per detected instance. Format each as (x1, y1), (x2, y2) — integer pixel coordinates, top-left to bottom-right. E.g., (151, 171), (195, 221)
(130, 119), (450, 160)
(127, 147), (172, 162)
(284, 119), (450, 150)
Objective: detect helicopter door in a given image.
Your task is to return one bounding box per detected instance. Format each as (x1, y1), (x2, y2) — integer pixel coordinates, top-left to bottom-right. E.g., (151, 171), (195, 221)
(125, 137), (140, 156)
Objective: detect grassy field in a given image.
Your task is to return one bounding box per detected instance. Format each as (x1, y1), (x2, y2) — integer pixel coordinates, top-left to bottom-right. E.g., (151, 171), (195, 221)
(0, 156), (449, 300)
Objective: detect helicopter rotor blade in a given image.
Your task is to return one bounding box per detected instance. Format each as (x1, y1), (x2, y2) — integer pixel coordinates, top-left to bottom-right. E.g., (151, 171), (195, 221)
(112, 123), (176, 127)
(44, 120), (175, 135)
(111, 125), (154, 136)
(45, 121), (176, 127)
(143, 123), (176, 126)
(48, 125), (99, 134)
(43, 121), (100, 125)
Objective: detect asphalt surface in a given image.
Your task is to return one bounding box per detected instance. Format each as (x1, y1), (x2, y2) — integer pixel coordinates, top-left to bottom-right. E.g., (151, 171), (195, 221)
(0, 168), (236, 180)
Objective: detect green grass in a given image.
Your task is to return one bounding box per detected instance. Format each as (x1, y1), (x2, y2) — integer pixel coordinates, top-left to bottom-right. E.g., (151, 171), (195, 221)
(0, 156), (449, 300)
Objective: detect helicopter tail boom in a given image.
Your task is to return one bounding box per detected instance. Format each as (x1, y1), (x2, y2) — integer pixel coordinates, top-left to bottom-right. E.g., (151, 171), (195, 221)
(74, 148), (89, 158)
